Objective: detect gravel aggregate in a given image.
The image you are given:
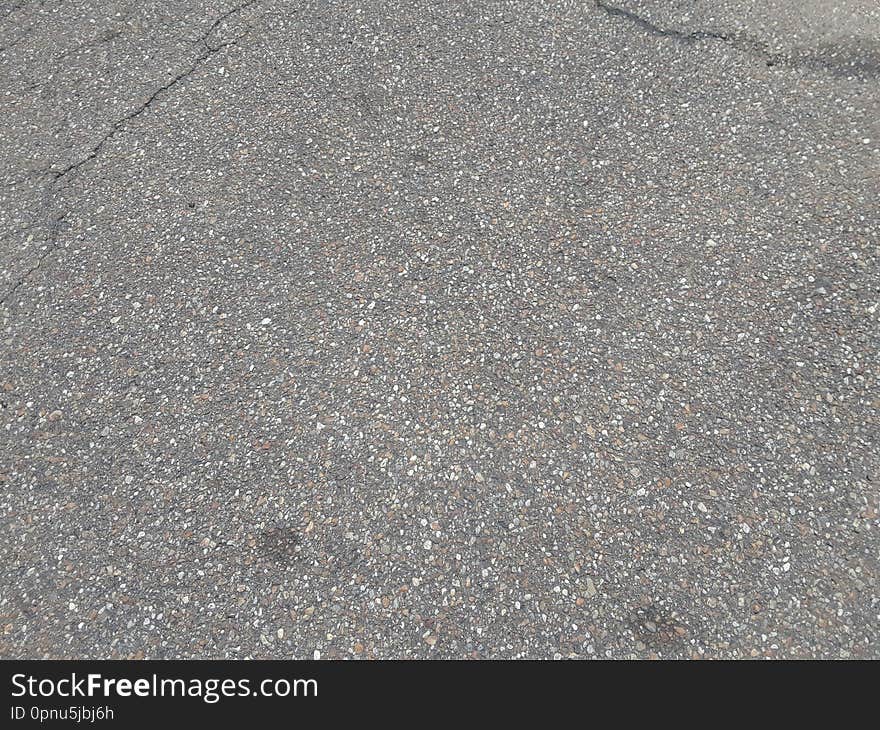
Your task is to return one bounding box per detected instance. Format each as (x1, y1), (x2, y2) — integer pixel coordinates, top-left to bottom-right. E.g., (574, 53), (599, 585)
(1, 0), (878, 658)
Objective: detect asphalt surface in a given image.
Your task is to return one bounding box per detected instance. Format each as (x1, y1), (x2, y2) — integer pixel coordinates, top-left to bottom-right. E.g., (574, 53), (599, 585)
(1, 0), (877, 659)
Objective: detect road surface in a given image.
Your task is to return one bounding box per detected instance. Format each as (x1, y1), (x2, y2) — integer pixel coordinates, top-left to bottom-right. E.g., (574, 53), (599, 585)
(1, 0), (878, 658)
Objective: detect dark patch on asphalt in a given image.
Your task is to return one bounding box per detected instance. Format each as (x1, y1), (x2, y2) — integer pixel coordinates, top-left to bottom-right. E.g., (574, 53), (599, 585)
(258, 526), (302, 562)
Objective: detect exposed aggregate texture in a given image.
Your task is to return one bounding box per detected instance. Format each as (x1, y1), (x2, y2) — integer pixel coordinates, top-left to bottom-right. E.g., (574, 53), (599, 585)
(1, 0), (878, 658)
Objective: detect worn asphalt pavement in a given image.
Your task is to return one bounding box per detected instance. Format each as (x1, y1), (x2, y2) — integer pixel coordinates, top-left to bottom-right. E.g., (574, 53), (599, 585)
(1, 1), (878, 658)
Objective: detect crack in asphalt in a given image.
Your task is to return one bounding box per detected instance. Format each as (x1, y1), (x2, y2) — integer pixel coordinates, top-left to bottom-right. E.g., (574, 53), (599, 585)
(595, 1), (880, 77)
(595, 0), (730, 44)
(47, 37), (239, 182)
(0, 213), (66, 305)
(0, 1), (259, 306)
(49, 0), (258, 183)
(594, 1), (784, 65)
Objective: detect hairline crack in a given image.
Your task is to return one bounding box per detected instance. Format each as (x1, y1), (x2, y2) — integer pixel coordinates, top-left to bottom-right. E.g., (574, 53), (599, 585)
(1, 1), (259, 306)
